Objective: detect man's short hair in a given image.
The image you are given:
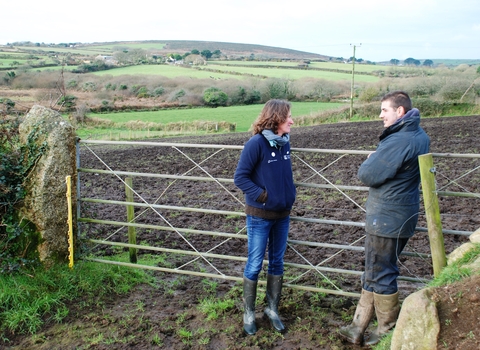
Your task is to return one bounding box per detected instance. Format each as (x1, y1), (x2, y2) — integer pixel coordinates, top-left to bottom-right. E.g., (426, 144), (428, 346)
(381, 91), (412, 113)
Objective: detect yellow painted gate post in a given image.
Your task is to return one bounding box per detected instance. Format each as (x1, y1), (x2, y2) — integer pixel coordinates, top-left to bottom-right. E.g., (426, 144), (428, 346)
(418, 153), (447, 277)
(66, 175), (74, 269)
(125, 177), (137, 263)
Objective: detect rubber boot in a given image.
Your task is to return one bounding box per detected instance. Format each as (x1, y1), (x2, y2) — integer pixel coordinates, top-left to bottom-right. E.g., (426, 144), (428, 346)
(338, 289), (375, 345)
(263, 274), (285, 332)
(243, 277), (258, 335)
(365, 291), (400, 346)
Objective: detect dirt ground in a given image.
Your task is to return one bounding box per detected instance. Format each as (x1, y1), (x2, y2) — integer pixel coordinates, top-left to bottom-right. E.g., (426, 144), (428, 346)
(5, 115), (480, 349)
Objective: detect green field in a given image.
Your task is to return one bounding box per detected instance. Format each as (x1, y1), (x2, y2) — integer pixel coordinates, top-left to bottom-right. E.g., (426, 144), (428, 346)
(91, 64), (238, 79)
(309, 61), (389, 73)
(91, 62), (379, 82)
(214, 60), (386, 73)
(0, 58), (27, 66)
(87, 101), (346, 133)
(13, 45), (105, 56)
(204, 63), (379, 82)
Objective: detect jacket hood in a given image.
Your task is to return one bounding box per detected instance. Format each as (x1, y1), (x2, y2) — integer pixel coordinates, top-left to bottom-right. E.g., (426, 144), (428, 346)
(380, 108), (420, 140)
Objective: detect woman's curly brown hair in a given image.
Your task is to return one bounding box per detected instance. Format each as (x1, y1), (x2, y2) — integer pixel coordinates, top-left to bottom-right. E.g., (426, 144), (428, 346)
(251, 99), (291, 135)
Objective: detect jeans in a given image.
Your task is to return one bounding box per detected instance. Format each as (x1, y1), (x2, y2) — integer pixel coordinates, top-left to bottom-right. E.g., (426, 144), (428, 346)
(243, 215), (290, 281)
(361, 234), (409, 295)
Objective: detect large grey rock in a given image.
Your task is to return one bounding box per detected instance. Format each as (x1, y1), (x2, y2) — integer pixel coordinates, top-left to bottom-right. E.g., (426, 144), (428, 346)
(390, 231), (480, 348)
(469, 228), (480, 243)
(18, 105), (77, 265)
(391, 288), (440, 350)
(447, 228), (480, 265)
(448, 242), (477, 265)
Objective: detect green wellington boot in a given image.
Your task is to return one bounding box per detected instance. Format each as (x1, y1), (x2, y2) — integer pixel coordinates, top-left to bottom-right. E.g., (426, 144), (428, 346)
(243, 277), (258, 335)
(263, 274), (285, 332)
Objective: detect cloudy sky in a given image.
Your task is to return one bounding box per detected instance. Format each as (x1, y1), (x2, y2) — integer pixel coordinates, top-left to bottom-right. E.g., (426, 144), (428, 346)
(1, 0), (479, 62)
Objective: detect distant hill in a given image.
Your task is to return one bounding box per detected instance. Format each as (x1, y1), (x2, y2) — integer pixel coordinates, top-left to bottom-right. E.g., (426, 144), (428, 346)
(376, 58), (480, 67)
(430, 58), (480, 67)
(4, 40), (478, 66)
(86, 40), (333, 61)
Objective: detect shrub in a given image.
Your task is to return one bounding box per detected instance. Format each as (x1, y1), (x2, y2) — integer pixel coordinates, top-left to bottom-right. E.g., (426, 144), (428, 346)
(130, 85), (141, 94)
(438, 79), (471, 101)
(0, 98), (15, 113)
(203, 87), (228, 107)
(71, 103), (89, 125)
(136, 87), (151, 98)
(3, 71), (16, 85)
(100, 100), (113, 112)
(67, 80), (78, 89)
(243, 89), (261, 105)
(295, 78), (349, 102)
(153, 86), (165, 96)
(230, 86), (261, 105)
(262, 79), (296, 101)
(82, 82), (96, 92)
(168, 89), (186, 102)
(57, 95), (76, 111)
(358, 86), (382, 102)
(105, 83), (117, 91)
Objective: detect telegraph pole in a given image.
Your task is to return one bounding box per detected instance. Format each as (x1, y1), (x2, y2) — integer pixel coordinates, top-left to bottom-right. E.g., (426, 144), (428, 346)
(350, 43), (361, 119)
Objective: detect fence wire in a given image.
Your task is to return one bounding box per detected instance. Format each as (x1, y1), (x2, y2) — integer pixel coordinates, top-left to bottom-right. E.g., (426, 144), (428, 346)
(76, 139), (479, 297)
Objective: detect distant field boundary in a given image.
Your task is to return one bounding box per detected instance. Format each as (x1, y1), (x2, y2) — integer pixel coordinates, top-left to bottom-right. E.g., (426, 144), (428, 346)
(209, 62), (374, 76)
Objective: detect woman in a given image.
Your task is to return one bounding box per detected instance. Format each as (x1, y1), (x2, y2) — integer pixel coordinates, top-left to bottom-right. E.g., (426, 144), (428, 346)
(234, 99), (296, 335)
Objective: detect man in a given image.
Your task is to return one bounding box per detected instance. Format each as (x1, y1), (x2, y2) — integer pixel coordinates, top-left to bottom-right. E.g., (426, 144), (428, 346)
(339, 91), (430, 346)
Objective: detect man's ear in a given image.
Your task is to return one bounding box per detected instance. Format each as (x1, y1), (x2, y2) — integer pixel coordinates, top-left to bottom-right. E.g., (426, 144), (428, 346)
(396, 106), (405, 117)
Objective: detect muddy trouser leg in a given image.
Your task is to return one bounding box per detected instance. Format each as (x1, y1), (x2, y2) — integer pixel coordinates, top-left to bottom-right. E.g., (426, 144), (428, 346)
(361, 234), (409, 295)
(361, 234), (407, 345)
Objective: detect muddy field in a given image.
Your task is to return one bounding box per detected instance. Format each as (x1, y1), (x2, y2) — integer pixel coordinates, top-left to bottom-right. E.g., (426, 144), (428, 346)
(7, 115), (480, 349)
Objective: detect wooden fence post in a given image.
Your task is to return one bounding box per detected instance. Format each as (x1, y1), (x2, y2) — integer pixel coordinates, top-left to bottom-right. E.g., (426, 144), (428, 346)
(125, 177), (137, 263)
(419, 153), (446, 277)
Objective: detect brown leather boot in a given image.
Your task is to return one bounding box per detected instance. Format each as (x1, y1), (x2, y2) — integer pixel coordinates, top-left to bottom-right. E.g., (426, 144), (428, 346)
(365, 291), (400, 346)
(338, 289), (375, 345)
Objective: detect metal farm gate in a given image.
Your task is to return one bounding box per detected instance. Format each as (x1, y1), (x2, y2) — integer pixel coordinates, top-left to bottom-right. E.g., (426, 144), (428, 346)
(73, 139), (480, 298)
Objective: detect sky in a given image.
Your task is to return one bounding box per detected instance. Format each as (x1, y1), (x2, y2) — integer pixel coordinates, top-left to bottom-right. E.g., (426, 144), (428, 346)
(1, 0), (479, 62)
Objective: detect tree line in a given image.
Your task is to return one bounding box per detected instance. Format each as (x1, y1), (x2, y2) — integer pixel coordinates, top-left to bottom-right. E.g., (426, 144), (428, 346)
(390, 58), (434, 67)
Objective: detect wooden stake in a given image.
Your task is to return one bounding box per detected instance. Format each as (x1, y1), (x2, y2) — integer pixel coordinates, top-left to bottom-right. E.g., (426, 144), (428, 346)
(419, 153), (446, 277)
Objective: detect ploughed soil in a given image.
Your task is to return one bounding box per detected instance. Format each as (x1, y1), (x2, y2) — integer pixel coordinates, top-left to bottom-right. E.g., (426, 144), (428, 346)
(5, 115), (480, 349)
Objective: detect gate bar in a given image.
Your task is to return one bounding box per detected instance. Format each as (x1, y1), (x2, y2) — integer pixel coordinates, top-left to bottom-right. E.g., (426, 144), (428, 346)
(87, 240), (429, 284)
(86, 257), (361, 297)
(78, 168), (370, 191)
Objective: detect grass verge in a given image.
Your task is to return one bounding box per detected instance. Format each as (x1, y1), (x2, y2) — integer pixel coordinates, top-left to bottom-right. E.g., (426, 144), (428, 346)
(0, 258), (155, 341)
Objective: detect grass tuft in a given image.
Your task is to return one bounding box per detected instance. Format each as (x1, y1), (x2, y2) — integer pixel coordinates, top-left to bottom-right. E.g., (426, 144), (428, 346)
(0, 261), (153, 337)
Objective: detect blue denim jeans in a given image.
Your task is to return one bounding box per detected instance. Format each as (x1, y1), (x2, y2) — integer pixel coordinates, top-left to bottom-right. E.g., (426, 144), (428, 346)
(243, 215), (290, 281)
(361, 234), (409, 294)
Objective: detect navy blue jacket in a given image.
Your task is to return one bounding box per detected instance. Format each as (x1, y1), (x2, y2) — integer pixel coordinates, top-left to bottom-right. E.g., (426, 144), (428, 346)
(357, 109), (430, 238)
(234, 134), (296, 213)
